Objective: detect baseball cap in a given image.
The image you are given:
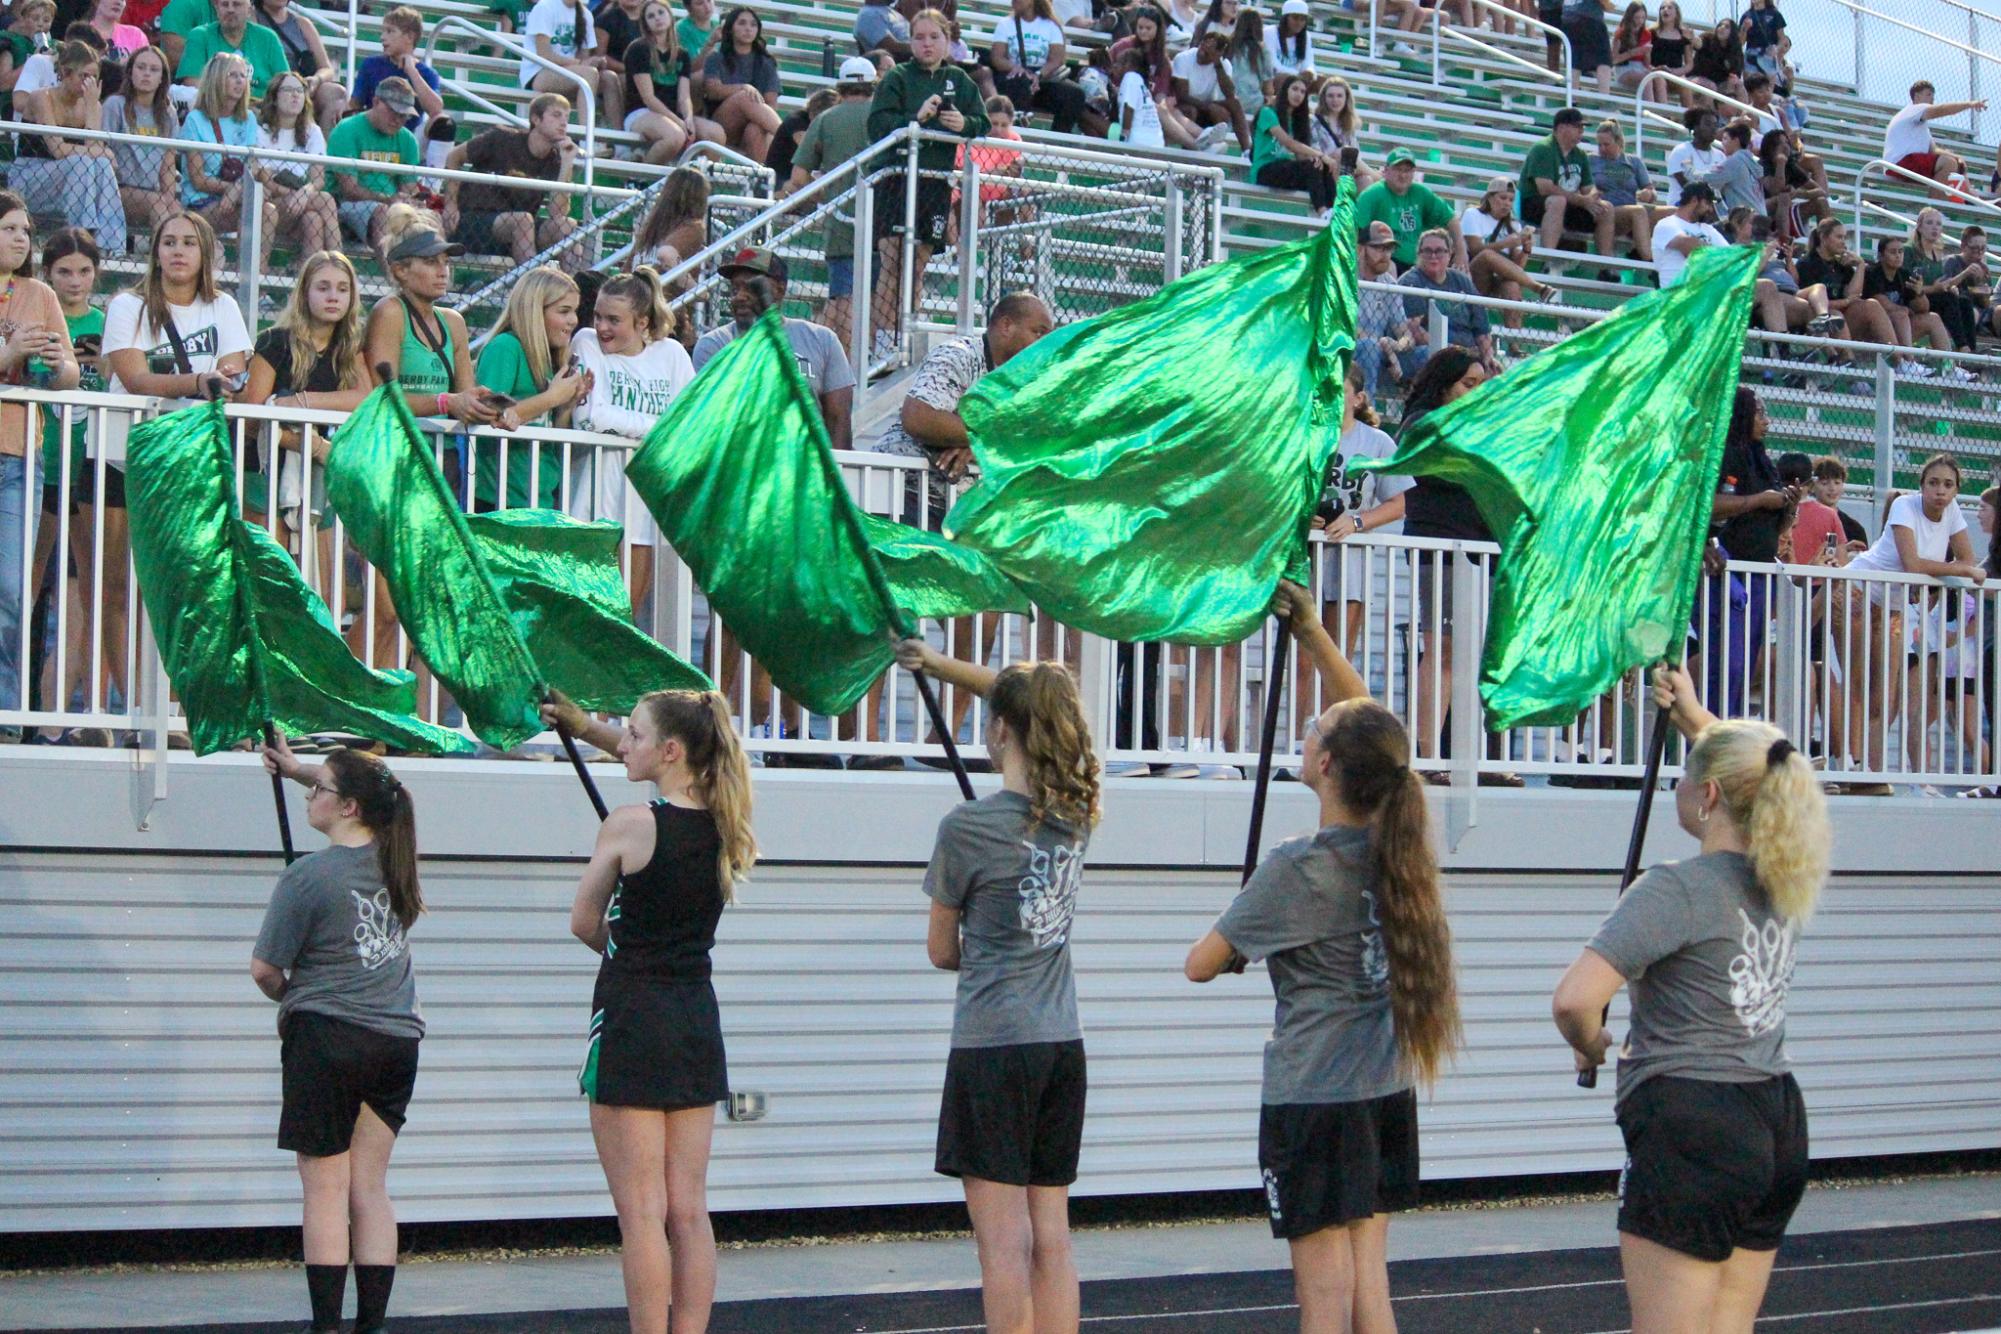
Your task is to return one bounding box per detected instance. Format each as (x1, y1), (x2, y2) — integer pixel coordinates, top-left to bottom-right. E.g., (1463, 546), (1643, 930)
(719, 245), (789, 283)
(1281, 0), (1310, 14)
(1361, 221), (1396, 247)
(1485, 174), (1513, 195)
(375, 76), (417, 115)
(1385, 147), (1417, 167)
(386, 228), (463, 261)
(837, 55), (879, 84)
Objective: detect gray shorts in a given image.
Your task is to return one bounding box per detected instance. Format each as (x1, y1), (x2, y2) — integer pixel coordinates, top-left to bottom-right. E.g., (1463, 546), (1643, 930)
(338, 200), (384, 240)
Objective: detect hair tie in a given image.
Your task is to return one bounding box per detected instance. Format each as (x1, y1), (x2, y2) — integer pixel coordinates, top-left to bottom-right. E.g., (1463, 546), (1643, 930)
(1766, 738), (1795, 768)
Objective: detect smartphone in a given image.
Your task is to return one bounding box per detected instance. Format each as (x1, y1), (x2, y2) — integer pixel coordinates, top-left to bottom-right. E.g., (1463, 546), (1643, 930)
(1823, 531), (1838, 558)
(1338, 145), (1359, 174)
(222, 369), (250, 393)
(272, 168), (308, 190)
(481, 391), (518, 410)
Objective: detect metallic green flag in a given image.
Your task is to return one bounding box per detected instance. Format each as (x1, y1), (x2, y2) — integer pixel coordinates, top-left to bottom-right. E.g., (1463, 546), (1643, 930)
(626, 310), (1028, 717)
(326, 386), (708, 749)
(123, 399), (474, 756)
(944, 179), (1358, 645)
(1355, 244), (1762, 728)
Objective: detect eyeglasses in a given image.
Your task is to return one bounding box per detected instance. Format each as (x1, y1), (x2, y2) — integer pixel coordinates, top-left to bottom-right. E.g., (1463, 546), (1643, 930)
(309, 780), (342, 800)
(1418, 247), (1450, 256)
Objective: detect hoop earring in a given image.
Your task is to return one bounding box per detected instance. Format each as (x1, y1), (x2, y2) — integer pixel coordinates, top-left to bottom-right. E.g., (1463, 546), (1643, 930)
(1697, 806), (1711, 824)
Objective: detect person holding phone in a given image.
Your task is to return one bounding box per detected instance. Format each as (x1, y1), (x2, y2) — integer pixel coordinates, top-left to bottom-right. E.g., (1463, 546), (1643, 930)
(471, 265), (588, 512)
(1554, 664), (1827, 1334)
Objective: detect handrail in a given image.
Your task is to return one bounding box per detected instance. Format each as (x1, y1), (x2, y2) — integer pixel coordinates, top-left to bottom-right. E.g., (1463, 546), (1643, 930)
(426, 15), (596, 194)
(1824, 0), (2001, 141)
(1451, 0), (1572, 101)
(1632, 70), (1777, 158)
(1852, 157), (2001, 238)
(681, 138), (781, 183)
(292, 2), (358, 90)
(1433, 19), (1569, 104)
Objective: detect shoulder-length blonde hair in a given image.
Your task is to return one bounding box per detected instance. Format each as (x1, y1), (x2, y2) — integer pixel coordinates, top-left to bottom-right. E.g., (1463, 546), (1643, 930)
(272, 251), (366, 391)
(194, 53), (253, 123)
(134, 210), (222, 332)
(486, 265), (579, 389)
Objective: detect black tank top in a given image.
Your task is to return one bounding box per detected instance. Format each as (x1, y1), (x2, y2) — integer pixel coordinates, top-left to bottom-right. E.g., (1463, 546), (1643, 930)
(603, 800), (724, 981)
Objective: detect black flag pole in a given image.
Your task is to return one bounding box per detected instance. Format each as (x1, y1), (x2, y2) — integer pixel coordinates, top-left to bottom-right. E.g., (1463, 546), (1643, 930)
(1242, 620), (1295, 886)
(912, 668), (978, 802)
(261, 723), (297, 865)
(543, 691), (611, 822)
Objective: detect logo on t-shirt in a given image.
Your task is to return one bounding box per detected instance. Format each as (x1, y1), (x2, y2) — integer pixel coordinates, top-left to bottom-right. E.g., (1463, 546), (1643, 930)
(1728, 908), (1795, 1038)
(144, 325), (219, 376)
(1358, 888), (1389, 998)
(1016, 837), (1083, 949)
(606, 367), (676, 415)
(351, 888), (410, 971)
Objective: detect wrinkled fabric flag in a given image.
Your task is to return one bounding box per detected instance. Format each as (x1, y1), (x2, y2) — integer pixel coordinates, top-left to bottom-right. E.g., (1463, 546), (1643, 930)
(123, 398), (474, 756)
(327, 386), (707, 749)
(1355, 244), (1762, 728)
(944, 179), (1358, 644)
(627, 311), (1027, 717)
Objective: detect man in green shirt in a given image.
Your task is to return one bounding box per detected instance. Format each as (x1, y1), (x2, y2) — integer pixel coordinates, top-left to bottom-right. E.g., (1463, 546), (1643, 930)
(155, 0), (213, 72)
(1518, 105), (1614, 255)
(174, 0), (288, 97)
(785, 56), (879, 352)
(1354, 148), (1464, 270)
(327, 78), (427, 247)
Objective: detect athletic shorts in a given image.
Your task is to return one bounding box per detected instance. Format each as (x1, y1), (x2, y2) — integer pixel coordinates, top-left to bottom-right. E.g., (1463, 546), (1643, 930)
(827, 255), (855, 300)
(580, 970), (730, 1110)
(1520, 193), (1598, 232)
(1258, 1088), (1420, 1240)
(935, 1039), (1087, 1187)
(338, 199), (384, 242)
(1616, 1073), (1808, 1262)
(39, 464), (126, 513)
(875, 173), (953, 248)
(1896, 152), (1942, 180)
(456, 207), (519, 255)
(278, 1010), (421, 1157)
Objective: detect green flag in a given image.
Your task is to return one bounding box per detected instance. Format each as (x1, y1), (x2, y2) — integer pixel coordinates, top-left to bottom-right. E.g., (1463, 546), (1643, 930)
(325, 385), (708, 749)
(626, 311), (1028, 717)
(123, 399), (474, 756)
(1355, 244), (1762, 729)
(943, 179), (1358, 645)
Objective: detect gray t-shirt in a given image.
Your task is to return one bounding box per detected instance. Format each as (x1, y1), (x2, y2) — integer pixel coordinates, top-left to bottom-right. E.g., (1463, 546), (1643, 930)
(1216, 825), (1408, 1106)
(253, 842), (424, 1041)
(1588, 851), (1797, 1107)
(924, 790), (1087, 1049)
(1399, 267), (1491, 345)
(691, 316), (856, 398)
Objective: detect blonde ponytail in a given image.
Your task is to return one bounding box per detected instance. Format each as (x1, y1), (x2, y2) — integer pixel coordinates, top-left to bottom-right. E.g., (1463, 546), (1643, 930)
(600, 266), (673, 343)
(637, 689), (759, 900)
(1687, 720), (1829, 924)
(988, 662), (1102, 831)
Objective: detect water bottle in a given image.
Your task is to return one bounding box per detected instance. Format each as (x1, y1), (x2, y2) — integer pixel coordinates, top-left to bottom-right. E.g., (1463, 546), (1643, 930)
(821, 38), (836, 79)
(26, 358), (53, 390)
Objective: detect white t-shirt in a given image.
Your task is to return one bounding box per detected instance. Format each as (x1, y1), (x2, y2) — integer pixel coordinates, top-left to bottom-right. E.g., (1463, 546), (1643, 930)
(101, 291), (253, 463)
(990, 15), (1064, 70)
(1651, 215), (1728, 288)
(1458, 205), (1522, 245)
(1049, 0), (1093, 25)
(1118, 70), (1164, 148)
(1171, 46), (1225, 102)
(1322, 421), (1410, 593)
(13, 51), (57, 98)
(1663, 139), (1726, 205)
(521, 0), (595, 87)
(1265, 27), (1317, 77)
(256, 121), (328, 155)
(1846, 492), (1968, 587)
(566, 328), (695, 545)
(1883, 103), (1935, 162)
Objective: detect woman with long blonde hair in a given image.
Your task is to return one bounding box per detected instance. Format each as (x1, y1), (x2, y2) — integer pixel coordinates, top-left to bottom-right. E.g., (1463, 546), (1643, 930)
(893, 634), (1100, 1334)
(471, 265), (588, 511)
(179, 53), (276, 247)
(543, 687), (756, 1334)
(1555, 663), (1829, 1334)
(1188, 580), (1461, 1334)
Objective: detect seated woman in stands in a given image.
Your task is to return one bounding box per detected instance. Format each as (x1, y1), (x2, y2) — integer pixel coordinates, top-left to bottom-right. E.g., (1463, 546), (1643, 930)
(1308, 78), (1376, 191)
(253, 71), (340, 260)
(633, 165), (710, 270)
(1686, 14), (1744, 105)
(101, 44), (181, 237)
(700, 6), (782, 162)
(1458, 176), (1559, 329)
(1647, 0), (1695, 107)
(1108, 7), (1198, 149)
(1249, 73), (1339, 219)
(1794, 219), (1924, 377)
(623, 0), (724, 165)
(10, 39), (129, 255)
(1865, 235), (1969, 381)
(178, 53), (278, 257)
(520, 0), (622, 127)
(470, 265), (589, 513)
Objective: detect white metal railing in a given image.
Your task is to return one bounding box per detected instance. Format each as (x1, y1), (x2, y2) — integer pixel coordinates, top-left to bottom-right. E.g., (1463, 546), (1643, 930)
(1822, 0), (2001, 143)
(1852, 157), (2001, 240)
(1435, 6), (1572, 106)
(1633, 70), (1779, 159)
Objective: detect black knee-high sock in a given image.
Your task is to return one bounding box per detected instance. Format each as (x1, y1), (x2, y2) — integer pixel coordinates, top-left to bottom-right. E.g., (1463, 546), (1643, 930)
(354, 1263), (396, 1330)
(304, 1263), (347, 1331)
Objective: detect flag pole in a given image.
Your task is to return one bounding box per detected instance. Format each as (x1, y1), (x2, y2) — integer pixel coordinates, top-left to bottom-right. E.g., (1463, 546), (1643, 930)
(1241, 619), (1293, 885)
(1578, 661), (1675, 1089)
(261, 723), (297, 865)
(911, 669), (978, 802)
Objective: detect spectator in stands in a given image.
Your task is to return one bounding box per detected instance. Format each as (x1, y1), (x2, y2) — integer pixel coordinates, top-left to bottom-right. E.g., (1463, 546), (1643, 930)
(1190, 0), (1236, 43)
(11, 40), (128, 255)
(150, 0), (204, 72)
(952, 92), (1024, 241)
(857, 0), (912, 57)
(1460, 176), (1558, 327)
(443, 93), (582, 266)
(0, 192), (80, 738)
(1783, 452), (1850, 565)
(1115, 43), (1167, 147)
(100, 44), (178, 241)
(1520, 106), (1613, 257)
(1663, 107), (1724, 208)
(1558, 0), (1616, 96)
(633, 164), (708, 268)
(1741, 72), (1816, 175)
(180, 54), (278, 251)
(1865, 236), (1969, 380)
(1756, 127), (1829, 241)
(1746, 214), (1839, 342)
(1943, 224), (1999, 341)
(1647, 0), (1693, 106)
(1794, 218), (1921, 367)
(1649, 180), (1725, 290)
(767, 87), (836, 182)
(1306, 77), (1372, 187)
(1700, 385), (1788, 714)
(1685, 14), (1742, 104)
(1884, 81), (1985, 192)
(1223, 7), (1268, 123)
(694, 248), (854, 446)
(786, 56), (879, 352)
(1250, 73), (1337, 217)
(1312, 361), (1409, 656)
(0, 0), (56, 98)
(520, 0), (619, 126)
(351, 9), (449, 151)
(1400, 227), (1496, 375)
(327, 78), (425, 250)
(79, 0), (148, 65)
(173, 0), (285, 99)
(677, 0), (719, 61)
(1108, 7), (1196, 148)
(623, 0), (721, 163)
(1739, 0), (1787, 83)
(1709, 118), (1765, 215)
(1354, 220), (1410, 396)
(1590, 119), (1656, 262)
(1357, 148), (1461, 272)
(1809, 456), (1866, 544)
(1608, 3), (1651, 96)
(593, 0), (650, 80)
(253, 0), (345, 132)
(701, 6), (781, 159)
(1908, 207), (1984, 354)
(470, 266), (587, 511)
(1266, 0), (1316, 88)
(253, 71), (338, 258)
(989, 0), (1103, 137)
(1169, 26), (1244, 151)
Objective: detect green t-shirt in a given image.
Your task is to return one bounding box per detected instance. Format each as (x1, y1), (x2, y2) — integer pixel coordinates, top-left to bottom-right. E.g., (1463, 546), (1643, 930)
(176, 21), (289, 98)
(1250, 106), (1287, 175)
(676, 17), (714, 60)
(471, 332), (561, 509)
(1354, 179), (1454, 267)
(1518, 136), (1592, 208)
(40, 304), (106, 485)
(157, 0), (215, 37)
(792, 99), (873, 258)
(326, 114), (419, 199)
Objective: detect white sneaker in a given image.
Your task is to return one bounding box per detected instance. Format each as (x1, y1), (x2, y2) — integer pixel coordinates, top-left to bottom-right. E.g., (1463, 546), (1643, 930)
(1900, 358), (1937, 378)
(1195, 123), (1238, 153)
(1943, 362), (1979, 382)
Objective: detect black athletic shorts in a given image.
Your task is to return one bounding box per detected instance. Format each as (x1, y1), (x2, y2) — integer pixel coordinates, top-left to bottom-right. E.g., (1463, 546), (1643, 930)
(1616, 1073), (1808, 1262)
(455, 207), (517, 256)
(580, 970), (730, 1110)
(1258, 1088), (1420, 1240)
(278, 1010), (421, 1157)
(935, 1039), (1087, 1187)
(39, 465), (126, 513)
(875, 173), (953, 248)
(1520, 193), (1599, 233)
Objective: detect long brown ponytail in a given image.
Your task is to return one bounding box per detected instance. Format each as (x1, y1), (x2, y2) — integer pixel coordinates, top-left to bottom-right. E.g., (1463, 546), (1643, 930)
(1318, 699), (1462, 1088)
(638, 689), (758, 898)
(322, 748), (423, 929)
(987, 662), (1102, 831)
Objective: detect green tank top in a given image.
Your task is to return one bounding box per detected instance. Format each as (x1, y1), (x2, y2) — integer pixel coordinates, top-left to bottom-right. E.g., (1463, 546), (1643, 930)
(398, 297), (455, 398)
